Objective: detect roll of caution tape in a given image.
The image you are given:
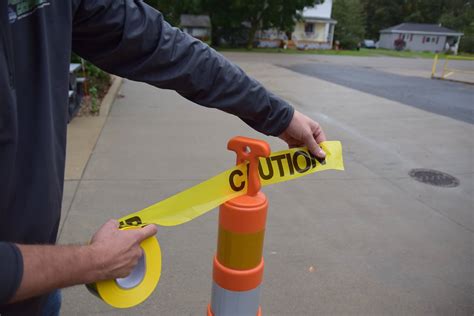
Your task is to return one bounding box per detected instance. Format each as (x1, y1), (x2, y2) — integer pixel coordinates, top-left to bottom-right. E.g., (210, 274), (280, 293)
(88, 141), (344, 308)
(86, 227), (162, 308)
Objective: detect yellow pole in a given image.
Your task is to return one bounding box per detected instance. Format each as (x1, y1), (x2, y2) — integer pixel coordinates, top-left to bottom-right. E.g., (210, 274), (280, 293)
(431, 54), (439, 78)
(441, 56), (449, 79)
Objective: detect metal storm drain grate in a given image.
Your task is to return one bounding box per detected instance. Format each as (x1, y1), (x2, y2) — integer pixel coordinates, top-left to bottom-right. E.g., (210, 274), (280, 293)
(409, 169), (460, 187)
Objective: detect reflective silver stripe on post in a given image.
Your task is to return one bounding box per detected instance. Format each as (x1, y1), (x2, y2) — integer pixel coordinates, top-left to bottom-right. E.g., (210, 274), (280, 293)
(210, 282), (261, 316)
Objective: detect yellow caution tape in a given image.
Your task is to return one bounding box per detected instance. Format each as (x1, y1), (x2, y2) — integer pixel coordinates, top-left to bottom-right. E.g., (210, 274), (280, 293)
(118, 141), (344, 228)
(89, 141), (344, 308)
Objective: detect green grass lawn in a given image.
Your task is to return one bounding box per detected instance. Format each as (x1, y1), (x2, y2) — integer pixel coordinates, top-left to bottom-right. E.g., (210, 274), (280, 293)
(218, 47), (474, 60)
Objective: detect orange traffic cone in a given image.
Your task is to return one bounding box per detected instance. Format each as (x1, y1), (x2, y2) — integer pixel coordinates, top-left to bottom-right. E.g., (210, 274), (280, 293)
(208, 136), (270, 316)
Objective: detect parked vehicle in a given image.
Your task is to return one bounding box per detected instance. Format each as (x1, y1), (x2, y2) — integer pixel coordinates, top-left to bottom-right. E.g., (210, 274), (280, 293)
(361, 39), (377, 49)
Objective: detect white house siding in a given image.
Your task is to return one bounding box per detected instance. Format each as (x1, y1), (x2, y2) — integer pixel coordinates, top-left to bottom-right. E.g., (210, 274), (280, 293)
(379, 32), (447, 52)
(183, 27), (210, 39)
(190, 27), (209, 38)
(378, 33), (398, 49)
(255, 29), (287, 48)
(293, 22), (327, 42)
(257, 0), (335, 50)
(405, 34), (445, 52)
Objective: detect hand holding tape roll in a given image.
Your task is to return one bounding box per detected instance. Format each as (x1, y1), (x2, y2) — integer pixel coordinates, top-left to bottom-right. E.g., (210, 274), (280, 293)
(87, 226), (162, 308)
(87, 140), (344, 308)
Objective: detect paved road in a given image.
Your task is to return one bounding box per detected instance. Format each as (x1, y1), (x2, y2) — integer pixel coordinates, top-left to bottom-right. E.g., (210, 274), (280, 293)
(60, 53), (473, 315)
(284, 62), (474, 124)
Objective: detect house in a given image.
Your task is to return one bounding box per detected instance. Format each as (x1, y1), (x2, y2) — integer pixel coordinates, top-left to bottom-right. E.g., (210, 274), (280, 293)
(291, 0), (337, 50)
(180, 14), (211, 42)
(379, 23), (463, 54)
(256, 0), (337, 50)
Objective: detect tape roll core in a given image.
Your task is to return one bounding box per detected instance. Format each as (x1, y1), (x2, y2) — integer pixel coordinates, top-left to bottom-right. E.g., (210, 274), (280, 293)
(116, 253), (146, 289)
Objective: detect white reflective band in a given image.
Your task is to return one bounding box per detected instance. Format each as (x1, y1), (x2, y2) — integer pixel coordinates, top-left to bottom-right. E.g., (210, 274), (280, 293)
(211, 282), (261, 316)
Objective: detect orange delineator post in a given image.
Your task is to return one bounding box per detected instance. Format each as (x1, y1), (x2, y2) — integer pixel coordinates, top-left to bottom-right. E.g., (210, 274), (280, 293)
(208, 136), (270, 316)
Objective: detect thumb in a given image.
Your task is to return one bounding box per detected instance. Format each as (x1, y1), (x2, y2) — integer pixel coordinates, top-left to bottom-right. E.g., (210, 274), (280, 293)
(136, 224), (158, 242)
(304, 133), (325, 159)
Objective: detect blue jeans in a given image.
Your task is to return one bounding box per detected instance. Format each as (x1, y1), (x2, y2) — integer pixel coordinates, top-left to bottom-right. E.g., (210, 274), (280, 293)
(42, 290), (61, 316)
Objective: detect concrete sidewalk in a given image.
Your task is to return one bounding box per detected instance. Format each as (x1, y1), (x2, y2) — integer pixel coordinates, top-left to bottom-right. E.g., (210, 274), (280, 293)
(59, 53), (473, 315)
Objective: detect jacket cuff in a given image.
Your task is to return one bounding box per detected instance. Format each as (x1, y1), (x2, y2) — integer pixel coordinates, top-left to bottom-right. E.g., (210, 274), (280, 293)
(243, 93), (295, 137)
(0, 242), (24, 304)
(269, 95), (295, 136)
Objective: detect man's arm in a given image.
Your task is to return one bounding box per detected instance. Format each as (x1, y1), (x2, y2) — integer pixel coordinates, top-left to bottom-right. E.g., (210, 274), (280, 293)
(3, 221), (156, 303)
(71, 0), (323, 149)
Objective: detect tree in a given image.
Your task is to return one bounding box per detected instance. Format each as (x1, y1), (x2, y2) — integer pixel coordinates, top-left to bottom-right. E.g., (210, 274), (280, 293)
(202, 0), (320, 48)
(144, 0), (204, 26)
(360, 0), (404, 40)
(198, 0), (244, 46)
(402, 0), (446, 24)
(332, 0), (365, 49)
(440, 1), (474, 53)
(460, 22), (474, 53)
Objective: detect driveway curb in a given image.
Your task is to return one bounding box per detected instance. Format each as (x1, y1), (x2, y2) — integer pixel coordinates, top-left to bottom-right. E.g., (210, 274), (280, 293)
(100, 75), (124, 117)
(65, 76), (123, 180)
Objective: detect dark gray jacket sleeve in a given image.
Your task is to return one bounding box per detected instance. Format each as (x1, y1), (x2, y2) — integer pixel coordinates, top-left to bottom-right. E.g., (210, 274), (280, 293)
(71, 0), (294, 136)
(0, 242), (23, 304)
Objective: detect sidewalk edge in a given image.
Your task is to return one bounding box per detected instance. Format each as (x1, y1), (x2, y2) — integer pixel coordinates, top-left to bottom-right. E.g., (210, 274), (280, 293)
(100, 75), (124, 117)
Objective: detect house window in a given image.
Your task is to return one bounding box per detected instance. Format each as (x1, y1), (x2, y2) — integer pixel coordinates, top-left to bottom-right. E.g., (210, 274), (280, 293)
(410, 34), (413, 41)
(427, 37), (430, 43)
(304, 23), (314, 34)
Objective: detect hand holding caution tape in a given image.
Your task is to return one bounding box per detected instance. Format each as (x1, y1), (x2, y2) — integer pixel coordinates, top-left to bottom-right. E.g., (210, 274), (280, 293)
(87, 139), (344, 308)
(278, 110), (327, 159)
(88, 220), (157, 281)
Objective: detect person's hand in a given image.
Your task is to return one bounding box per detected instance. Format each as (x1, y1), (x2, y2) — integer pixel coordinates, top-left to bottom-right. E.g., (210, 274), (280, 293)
(87, 220), (157, 281)
(278, 110), (327, 158)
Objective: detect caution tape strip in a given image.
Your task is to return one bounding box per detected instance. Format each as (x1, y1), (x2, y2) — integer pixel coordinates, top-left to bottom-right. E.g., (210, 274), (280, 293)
(89, 141), (344, 308)
(118, 141), (344, 228)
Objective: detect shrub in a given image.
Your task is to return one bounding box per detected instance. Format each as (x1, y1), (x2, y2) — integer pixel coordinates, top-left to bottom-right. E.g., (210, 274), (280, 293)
(394, 38), (406, 51)
(459, 35), (474, 53)
(70, 55), (111, 115)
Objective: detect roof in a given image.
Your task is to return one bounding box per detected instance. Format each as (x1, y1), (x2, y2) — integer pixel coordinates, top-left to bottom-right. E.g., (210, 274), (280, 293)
(302, 0), (333, 19)
(380, 23), (463, 36)
(180, 14), (211, 28)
